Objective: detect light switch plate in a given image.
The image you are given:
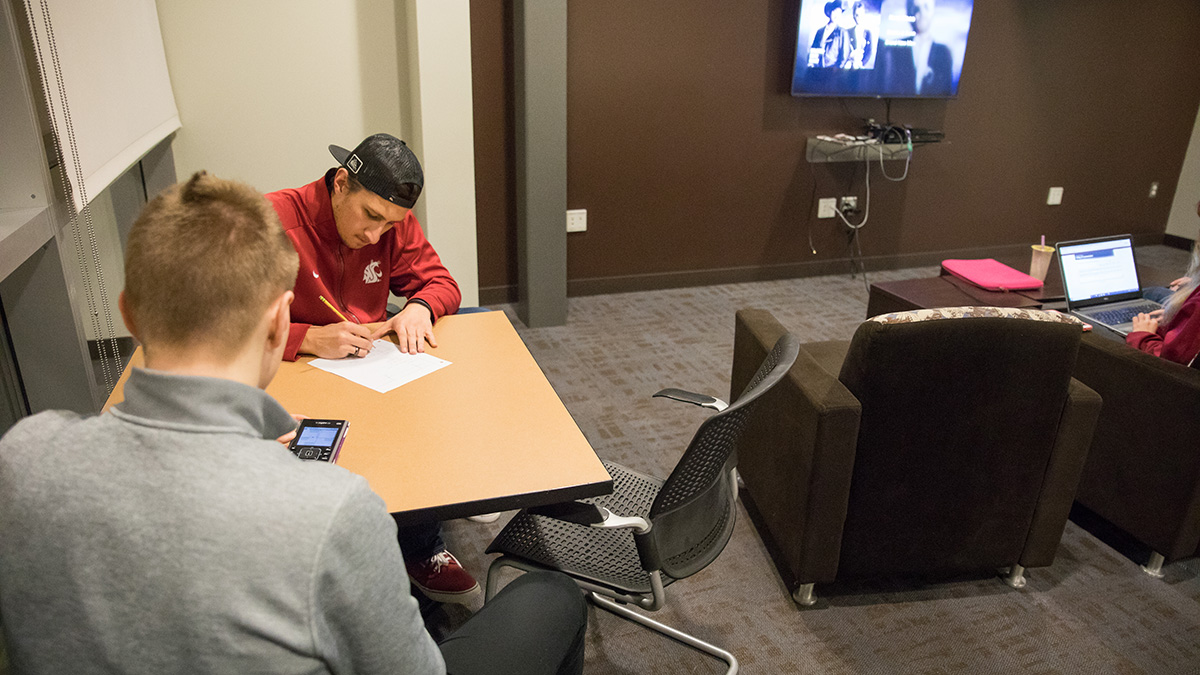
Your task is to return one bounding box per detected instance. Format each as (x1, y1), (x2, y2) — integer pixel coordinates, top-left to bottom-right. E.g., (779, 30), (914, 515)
(1047, 187), (1064, 206)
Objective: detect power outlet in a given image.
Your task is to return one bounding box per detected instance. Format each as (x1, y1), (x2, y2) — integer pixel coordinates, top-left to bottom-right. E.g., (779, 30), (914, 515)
(817, 198), (837, 219)
(839, 196), (859, 214)
(1047, 187), (1063, 206)
(566, 209), (587, 233)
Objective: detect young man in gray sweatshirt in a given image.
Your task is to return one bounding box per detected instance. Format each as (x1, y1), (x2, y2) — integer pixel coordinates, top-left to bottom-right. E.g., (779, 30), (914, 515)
(0, 172), (585, 675)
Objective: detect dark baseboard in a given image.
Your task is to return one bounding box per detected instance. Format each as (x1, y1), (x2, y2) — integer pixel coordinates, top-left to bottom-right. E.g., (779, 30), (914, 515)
(563, 244), (1023, 297)
(1163, 233), (1196, 251)
(479, 234), (1171, 303)
(479, 286), (518, 306)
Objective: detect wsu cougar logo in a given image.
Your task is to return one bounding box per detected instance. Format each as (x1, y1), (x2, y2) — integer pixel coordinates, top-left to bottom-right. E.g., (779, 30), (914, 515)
(363, 261), (383, 284)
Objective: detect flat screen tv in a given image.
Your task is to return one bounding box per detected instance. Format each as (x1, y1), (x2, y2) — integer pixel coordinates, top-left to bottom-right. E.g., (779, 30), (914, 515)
(791, 0), (975, 98)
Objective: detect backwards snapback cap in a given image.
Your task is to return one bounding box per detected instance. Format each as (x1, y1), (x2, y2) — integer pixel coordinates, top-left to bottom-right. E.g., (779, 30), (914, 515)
(329, 133), (423, 209)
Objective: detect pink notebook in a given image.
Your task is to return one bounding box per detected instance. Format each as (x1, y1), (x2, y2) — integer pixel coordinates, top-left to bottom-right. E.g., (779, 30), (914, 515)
(941, 258), (1044, 291)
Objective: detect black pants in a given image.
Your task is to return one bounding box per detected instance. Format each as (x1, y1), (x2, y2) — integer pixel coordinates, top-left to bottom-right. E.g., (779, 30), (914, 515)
(439, 571), (587, 675)
(393, 516), (445, 563)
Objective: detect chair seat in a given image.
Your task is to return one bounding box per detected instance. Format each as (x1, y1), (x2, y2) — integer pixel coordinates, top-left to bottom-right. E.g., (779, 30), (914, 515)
(487, 460), (677, 595)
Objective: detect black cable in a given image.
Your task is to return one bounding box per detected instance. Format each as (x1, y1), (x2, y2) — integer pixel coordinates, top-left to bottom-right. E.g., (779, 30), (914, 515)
(845, 229), (861, 277)
(878, 129), (911, 181)
(805, 153), (818, 255)
(854, 226), (870, 296)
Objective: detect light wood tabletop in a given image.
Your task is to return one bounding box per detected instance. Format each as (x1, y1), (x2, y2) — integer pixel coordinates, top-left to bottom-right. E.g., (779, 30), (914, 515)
(104, 311), (613, 524)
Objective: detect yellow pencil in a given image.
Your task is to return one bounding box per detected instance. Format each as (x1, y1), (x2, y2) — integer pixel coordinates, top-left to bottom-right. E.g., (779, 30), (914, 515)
(318, 295), (352, 323)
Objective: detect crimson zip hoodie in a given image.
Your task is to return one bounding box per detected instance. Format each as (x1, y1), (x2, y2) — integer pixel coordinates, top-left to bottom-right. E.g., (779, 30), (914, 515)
(267, 169), (461, 361)
(1126, 285), (1200, 366)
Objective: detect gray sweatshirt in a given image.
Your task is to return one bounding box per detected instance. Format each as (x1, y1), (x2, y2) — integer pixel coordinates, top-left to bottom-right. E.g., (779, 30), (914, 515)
(0, 368), (444, 675)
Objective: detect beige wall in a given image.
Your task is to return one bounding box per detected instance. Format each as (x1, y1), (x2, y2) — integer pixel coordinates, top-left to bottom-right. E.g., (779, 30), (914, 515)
(156, 0), (404, 192)
(1166, 103), (1200, 241)
(155, 0), (478, 304)
(401, 0), (479, 306)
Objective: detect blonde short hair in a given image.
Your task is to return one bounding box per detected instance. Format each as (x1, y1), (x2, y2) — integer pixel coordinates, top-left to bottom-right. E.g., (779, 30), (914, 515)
(123, 172), (299, 354)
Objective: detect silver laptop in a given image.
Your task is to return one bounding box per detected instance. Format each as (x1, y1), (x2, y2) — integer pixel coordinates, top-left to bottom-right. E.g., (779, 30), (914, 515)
(1057, 235), (1161, 336)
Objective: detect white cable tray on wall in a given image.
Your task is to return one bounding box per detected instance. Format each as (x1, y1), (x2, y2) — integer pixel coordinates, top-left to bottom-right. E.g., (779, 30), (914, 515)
(805, 137), (912, 163)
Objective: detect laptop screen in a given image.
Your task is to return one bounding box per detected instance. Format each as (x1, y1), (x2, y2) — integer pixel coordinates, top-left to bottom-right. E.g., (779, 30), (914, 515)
(1058, 238), (1140, 303)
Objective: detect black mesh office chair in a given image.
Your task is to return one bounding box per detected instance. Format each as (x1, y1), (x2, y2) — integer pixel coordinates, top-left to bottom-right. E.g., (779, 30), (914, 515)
(485, 333), (800, 675)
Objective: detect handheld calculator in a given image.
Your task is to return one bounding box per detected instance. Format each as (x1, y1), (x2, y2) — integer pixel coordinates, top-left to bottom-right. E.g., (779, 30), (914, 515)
(288, 419), (349, 463)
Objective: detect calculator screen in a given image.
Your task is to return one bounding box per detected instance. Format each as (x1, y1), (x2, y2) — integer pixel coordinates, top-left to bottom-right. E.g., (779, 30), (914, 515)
(297, 426), (339, 448)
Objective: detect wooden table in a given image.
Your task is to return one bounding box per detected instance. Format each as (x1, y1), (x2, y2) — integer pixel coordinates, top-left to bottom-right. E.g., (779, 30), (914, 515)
(866, 275), (1044, 317)
(105, 311), (613, 525)
(867, 256), (1177, 319)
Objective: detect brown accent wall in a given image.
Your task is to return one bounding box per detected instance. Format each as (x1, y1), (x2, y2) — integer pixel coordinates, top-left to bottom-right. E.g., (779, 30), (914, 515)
(470, 0), (518, 294)
(471, 0), (1200, 300)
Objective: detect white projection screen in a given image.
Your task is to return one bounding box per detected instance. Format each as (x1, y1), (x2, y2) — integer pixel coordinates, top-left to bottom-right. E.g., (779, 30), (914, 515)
(24, 0), (179, 211)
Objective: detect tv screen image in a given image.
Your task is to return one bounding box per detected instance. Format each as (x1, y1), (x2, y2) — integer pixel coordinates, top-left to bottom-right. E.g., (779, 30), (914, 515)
(791, 0), (975, 98)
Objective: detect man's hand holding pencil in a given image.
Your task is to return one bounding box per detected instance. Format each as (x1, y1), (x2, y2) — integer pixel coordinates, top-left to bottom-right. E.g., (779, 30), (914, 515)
(297, 296), (374, 359)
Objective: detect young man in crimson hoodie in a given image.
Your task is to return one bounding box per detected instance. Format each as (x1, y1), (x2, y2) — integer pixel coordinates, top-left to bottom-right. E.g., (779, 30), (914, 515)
(265, 134), (476, 604)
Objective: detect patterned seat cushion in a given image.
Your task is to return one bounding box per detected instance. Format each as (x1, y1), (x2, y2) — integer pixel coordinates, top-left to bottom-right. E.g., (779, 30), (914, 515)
(869, 306), (1088, 327)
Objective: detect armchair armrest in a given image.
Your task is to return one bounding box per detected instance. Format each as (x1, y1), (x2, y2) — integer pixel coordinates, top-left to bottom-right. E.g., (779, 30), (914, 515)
(732, 309), (862, 586)
(1020, 377), (1102, 568)
(653, 388), (728, 412)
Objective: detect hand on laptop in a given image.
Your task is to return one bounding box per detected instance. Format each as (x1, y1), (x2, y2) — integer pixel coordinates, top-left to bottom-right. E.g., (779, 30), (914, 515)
(1131, 313), (1159, 334)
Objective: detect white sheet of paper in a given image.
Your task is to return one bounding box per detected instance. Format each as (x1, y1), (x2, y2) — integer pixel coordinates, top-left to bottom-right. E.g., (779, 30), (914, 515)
(309, 340), (452, 393)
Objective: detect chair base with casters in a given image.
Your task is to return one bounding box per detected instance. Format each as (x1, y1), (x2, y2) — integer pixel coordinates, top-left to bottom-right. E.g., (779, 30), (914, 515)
(486, 557), (738, 674)
(484, 460), (739, 674)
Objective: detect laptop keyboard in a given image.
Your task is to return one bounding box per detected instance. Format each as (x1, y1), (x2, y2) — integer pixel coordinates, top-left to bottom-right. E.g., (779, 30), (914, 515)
(1091, 303), (1160, 326)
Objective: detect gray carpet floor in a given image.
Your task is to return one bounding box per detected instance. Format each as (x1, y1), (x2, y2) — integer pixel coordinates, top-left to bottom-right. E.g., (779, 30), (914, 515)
(430, 246), (1200, 674)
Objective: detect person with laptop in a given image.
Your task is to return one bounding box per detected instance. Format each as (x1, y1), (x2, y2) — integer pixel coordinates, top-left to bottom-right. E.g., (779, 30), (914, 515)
(1127, 222), (1200, 366)
(266, 133), (479, 604)
(0, 172), (587, 675)
(1139, 203), (1197, 307)
(1140, 276), (1191, 305)
(1056, 234), (1172, 335)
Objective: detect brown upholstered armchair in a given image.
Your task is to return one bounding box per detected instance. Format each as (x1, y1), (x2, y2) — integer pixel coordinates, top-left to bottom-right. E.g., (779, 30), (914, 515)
(730, 307), (1102, 605)
(1070, 334), (1200, 576)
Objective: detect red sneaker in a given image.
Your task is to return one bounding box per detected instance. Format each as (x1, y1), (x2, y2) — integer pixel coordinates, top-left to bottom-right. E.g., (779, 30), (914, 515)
(406, 550), (480, 604)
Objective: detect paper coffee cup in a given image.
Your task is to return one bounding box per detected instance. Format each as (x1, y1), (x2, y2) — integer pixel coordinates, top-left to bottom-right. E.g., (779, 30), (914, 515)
(1030, 244), (1055, 282)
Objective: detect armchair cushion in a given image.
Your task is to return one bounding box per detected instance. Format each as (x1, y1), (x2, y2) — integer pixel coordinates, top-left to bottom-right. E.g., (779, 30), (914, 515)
(836, 317), (1082, 578)
(796, 339), (852, 378)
